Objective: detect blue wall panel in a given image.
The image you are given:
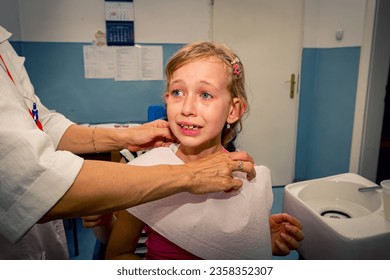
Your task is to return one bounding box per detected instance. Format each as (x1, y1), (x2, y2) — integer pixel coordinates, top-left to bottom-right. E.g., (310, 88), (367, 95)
(295, 47), (360, 180)
(13, 42), (183, 124)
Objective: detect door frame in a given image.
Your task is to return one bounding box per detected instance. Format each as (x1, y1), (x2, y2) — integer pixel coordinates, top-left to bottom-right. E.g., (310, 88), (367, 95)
(350, 0), (390, 182)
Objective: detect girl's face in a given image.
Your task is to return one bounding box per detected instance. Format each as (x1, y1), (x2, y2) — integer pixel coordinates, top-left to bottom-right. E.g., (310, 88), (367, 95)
(165, 59), (241, 159)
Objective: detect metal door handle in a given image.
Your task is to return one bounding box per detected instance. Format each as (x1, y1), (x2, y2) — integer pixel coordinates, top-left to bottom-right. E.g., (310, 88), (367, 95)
(286, 73), (296, 99)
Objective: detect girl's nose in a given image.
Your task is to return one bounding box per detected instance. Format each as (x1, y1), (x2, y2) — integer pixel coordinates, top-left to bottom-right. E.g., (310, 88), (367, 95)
(181, 94), (196, 116)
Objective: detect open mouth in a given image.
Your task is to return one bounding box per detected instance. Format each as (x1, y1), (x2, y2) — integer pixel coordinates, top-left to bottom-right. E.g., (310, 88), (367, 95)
(179, 124), (200, 130)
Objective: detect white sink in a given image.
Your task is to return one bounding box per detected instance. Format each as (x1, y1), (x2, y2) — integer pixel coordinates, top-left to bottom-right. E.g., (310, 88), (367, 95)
(283, 173), (390, 259)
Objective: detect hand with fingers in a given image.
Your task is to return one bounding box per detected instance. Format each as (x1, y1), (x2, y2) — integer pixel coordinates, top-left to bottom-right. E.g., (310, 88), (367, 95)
(82, 214), (114, 228)
(227, 150), (256, 181)
(184, 150), (256, 194)
(125, 119), (177, 152)
(269, 213), (304, 256)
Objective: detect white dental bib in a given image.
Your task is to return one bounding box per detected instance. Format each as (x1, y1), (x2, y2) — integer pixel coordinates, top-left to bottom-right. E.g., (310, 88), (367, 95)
(127, 144), (273, 259)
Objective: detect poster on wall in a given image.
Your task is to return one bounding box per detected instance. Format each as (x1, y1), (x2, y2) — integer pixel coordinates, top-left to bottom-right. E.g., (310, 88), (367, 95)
(105, 0), (134, 46)
(83, 45), (163, 81)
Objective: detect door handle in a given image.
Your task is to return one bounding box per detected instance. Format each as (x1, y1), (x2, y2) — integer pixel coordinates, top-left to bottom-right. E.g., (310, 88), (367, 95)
(285, 73), (296, 99)
(289, 73), (296, 99)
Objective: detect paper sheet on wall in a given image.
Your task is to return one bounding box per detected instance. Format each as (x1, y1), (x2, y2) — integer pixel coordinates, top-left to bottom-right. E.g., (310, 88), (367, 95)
(115, 46), (140, 80)
(105, 1), (134, 21)
(105, 0), (135, 46)
(138, 46), (163, 80)
(83, 46), (116, 79)
(83, 45), (163, 80)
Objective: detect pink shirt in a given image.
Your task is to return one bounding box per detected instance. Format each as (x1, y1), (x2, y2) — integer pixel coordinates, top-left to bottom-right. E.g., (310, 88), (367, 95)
(144, 225), (202, 260)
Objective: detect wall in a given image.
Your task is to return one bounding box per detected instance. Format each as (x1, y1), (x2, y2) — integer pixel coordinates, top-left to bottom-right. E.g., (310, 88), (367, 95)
(294, 0), (367, 180)
(1, 0), (211, 123)
(0, 0), (22, 40)
(18, 42), (181, 123)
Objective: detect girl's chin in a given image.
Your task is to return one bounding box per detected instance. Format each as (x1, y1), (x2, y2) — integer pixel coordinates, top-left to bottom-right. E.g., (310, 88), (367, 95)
(178, 140), (220, 150)
(177, 141), (202, 148)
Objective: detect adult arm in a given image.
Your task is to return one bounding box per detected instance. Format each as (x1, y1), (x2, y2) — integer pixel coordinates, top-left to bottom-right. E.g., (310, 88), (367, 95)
(57, 120), (176, 154)
(40, 150), (255, 222)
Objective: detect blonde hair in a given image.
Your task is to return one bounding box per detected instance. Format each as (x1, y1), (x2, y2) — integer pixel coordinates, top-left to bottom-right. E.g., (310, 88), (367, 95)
(165, 41), (248, 148)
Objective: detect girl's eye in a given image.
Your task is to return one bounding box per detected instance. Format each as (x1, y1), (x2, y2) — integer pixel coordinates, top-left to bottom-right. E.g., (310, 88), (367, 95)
(200, 92), (212, 99)
(171, 89), (183, 97)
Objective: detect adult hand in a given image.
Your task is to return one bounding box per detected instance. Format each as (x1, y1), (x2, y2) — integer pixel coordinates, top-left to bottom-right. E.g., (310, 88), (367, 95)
(82, 214), (113, 228)
(82, 215), (102, 228)
(125, 120), (177, 151)
(227, 150), (256, 181)
(184, 151), (256, 194)
(269, 213), (304, 256)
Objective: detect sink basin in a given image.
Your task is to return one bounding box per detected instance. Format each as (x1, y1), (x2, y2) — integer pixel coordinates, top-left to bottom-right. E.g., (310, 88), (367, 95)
(298, 180), (382, 218)
(283, 173), (390, 259)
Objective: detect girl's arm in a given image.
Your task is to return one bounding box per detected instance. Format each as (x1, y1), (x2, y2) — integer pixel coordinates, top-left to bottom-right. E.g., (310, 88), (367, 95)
(105, 210), (145, 260)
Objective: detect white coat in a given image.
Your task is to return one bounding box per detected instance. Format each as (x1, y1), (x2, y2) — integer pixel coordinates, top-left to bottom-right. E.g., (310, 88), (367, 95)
(0, 26), (83, 259)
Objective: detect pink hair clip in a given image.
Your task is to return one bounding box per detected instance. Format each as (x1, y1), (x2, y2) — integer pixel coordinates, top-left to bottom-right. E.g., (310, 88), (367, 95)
(231, 57), (241, 77)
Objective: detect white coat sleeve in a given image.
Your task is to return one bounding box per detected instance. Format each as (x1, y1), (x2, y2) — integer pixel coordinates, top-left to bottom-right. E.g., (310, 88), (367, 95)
(0, 42), (84, 243)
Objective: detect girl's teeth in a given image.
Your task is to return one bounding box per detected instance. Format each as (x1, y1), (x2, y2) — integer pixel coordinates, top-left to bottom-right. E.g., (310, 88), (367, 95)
(181, 125), (199, 130)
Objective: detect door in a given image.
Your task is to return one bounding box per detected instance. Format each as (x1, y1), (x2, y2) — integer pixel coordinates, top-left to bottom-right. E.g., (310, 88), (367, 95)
(212, 0), (303, 185)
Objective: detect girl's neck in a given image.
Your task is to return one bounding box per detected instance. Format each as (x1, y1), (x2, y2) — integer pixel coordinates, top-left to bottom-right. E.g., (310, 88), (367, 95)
(175, 144), (225, 163)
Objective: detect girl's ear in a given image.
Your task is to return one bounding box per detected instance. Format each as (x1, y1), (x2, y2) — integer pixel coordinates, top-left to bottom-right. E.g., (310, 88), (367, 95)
(226, 97), (247, 124)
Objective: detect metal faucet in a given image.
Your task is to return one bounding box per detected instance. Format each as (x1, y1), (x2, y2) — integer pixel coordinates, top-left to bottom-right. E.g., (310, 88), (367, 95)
(358, 185), (382, 192)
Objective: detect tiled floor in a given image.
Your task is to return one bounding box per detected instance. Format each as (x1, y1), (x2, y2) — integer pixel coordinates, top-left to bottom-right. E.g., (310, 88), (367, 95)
(65, 187), (299, 260)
